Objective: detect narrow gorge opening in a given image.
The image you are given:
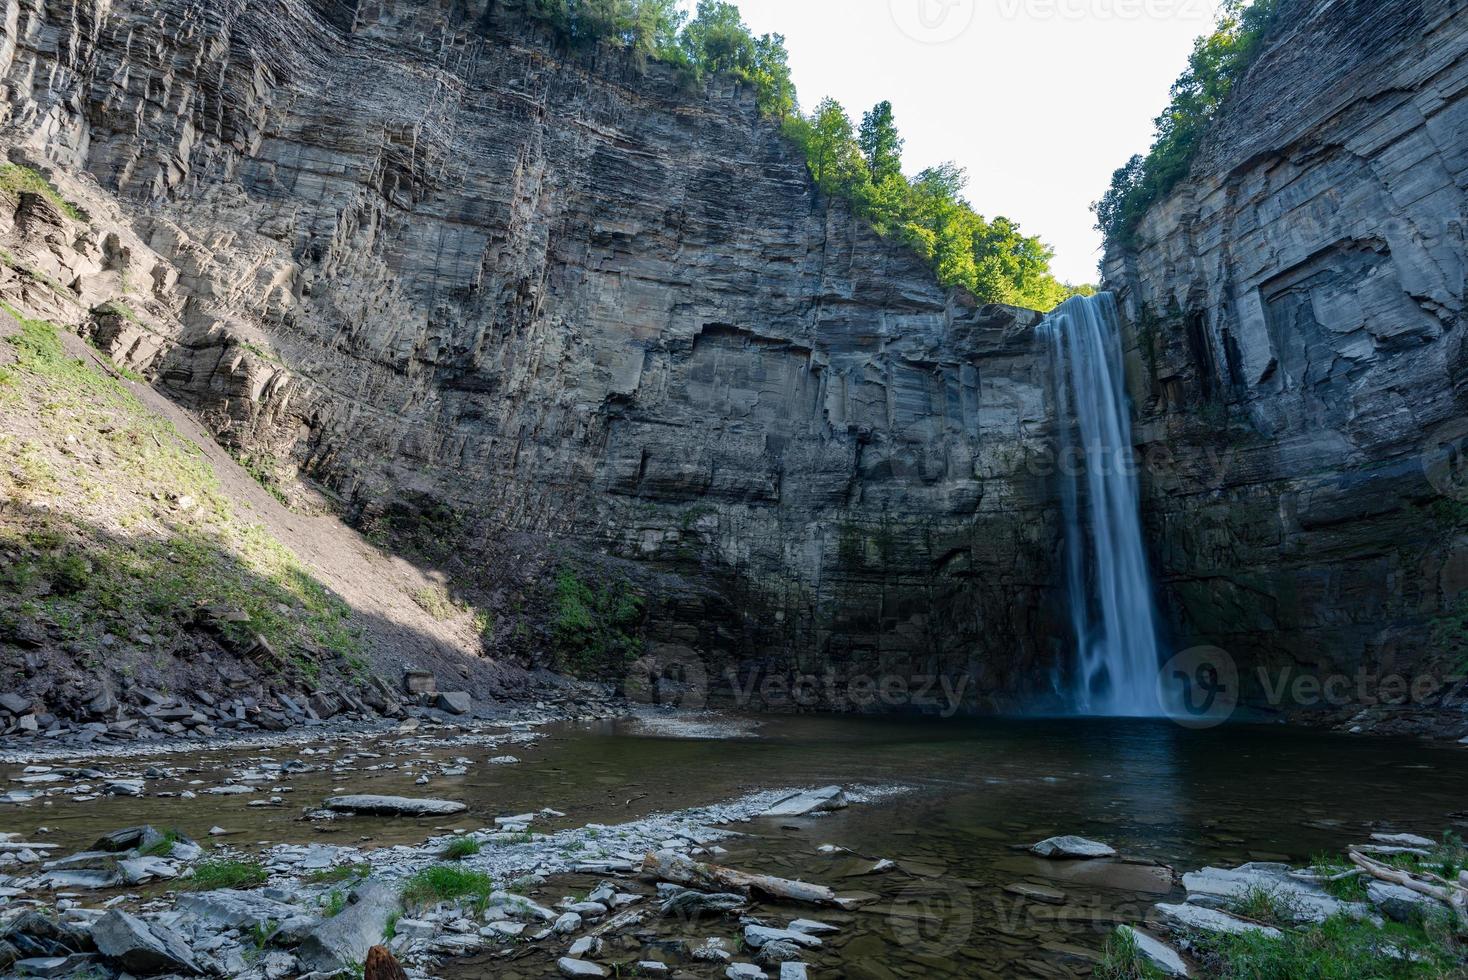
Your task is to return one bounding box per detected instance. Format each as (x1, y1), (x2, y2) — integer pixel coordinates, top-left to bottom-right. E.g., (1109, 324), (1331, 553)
(1043, 292), (1164, 717)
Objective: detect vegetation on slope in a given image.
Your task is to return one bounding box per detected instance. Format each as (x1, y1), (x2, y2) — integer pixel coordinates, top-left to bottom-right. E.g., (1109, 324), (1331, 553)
(0, 305), (360, 686)
(1093, 0), (1282, 249)
(526, 0), (1085, 308)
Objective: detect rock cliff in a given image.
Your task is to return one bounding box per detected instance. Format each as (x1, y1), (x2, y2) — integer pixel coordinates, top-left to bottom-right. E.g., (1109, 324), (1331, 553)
(0, 0), (1064, 709)
(1104, 0), (1468, 731)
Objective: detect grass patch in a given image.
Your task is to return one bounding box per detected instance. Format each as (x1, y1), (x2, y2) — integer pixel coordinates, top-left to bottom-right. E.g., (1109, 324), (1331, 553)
(137, 830), (183, 858)
(1194, 911), (1462, 978)
(1097, 928), (1165, 980)
(1309, 853), (1369, 902)
(320, 889), (347, 918)
(411, 584), (462, 621)
(1225, 885), (1306, 928)
(187, 859), (269, 891)
(400, 865), (493, 912)
(0, 307), (362, 669)
(0, 164), (86, 221)
(440, 837), (482, 861)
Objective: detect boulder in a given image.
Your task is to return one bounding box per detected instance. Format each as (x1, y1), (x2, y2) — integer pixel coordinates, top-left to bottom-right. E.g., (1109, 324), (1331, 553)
(0, 693), (32, 715)
(403, 670), (436, 695)
(1366, 881), (1437, 923)
(743, 925), (821, 950)
(762, 787), (847, 817)
(436, 691), (471, 715)
(1029, 836), (1117, 859)
(296, 880), (399, 974)
(558, 958), (607, 978)
(91, 910), (201, 975)
(754, 939), (802, 965)
(177, 889), (308, 932)
(726, 965), (767, 980)
(780, 965), (808, 980)
(322, 795), (468, 817)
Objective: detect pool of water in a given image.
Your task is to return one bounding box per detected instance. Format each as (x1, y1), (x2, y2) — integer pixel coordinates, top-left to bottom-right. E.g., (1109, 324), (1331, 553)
(7, 715), (1468, 977)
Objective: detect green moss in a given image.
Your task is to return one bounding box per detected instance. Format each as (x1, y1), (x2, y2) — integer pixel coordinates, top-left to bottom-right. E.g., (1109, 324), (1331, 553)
(0, 164), (86, 221)
(188, 859), (269, 891)
(307, 863), (372, 885)
(411, 585), (462, 621)
(552, 567), (646, 679)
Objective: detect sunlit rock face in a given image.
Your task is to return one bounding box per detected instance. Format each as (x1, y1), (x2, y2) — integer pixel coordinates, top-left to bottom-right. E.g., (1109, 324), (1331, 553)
(0, 0), (1066, 706)
(1104, 0), (1468, 730)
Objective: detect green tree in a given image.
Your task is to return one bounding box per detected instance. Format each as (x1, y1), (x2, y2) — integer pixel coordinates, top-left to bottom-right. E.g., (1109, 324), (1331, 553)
(859, 101), (904, 184)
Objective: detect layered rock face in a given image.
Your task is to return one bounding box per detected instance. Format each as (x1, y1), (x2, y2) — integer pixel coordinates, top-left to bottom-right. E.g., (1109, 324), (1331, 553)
(1104, 0), (1468, 729)
(0, 0), (1063, 707)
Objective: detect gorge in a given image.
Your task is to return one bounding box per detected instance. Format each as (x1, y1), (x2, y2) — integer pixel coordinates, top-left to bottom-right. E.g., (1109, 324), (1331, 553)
(0, 0), (1466, 977)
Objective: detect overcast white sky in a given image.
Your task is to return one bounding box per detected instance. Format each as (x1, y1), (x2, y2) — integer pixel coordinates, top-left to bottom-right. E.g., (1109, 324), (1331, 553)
(688, 0), (1226, 284)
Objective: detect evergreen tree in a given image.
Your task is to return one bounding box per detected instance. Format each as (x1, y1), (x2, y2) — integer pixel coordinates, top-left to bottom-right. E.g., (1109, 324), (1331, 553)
(858, 101), (904, 184)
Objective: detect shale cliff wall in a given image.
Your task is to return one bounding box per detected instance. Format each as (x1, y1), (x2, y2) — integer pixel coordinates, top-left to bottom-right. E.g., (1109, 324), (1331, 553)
(1104, 0), (1468, 731)
(0, 0), (1064, 707)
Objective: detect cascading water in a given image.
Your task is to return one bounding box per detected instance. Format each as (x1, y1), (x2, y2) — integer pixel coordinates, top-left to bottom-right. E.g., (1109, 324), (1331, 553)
(1042, 291), (1164, 716)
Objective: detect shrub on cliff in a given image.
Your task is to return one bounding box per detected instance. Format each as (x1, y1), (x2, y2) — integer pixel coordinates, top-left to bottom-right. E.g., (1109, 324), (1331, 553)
(1093, 0), (1282, 249)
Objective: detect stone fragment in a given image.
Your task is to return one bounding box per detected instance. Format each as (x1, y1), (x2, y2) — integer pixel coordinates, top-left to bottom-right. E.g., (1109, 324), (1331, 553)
(1029, 836), (1116, 859)
(91, 910), (201, 975)
(323, 795), (467, 816)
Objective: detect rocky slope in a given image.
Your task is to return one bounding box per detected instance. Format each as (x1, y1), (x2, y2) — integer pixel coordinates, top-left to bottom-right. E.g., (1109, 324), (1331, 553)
(0, 0), (1064, 710)
(1103, 0), (1468, 730)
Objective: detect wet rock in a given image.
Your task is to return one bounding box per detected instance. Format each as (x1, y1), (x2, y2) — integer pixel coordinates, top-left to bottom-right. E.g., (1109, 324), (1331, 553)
(693, 937), (733, 962)
(726, 965), (767, 980)
(743, 925), (821, 950)
(786, 918), (838, 936)
(436, 692), (471, 715)
(1155, 903), (1281, 937)
(755, 939), (802, 965)
(323, 795), (468, 816)
(1117, 926), (1188, 978)
(558, 958), (607, 978)
(92, 910), (201, 975)
(297, 880), (399, 974)
(92, 826), (191, 854)
(1003, 882), (1068, 905)
(3, 911), (93, 956)
(780, 965), (808, 980)
(1029, 836), (1117, 859)
(568, 936), (603, 957)
(553, 911), (582, 935)
(660, 887), (746, 917)
(1371, 833), (1436, 848)
(762, 786), (847, 817)
(13, 954), (100, 978)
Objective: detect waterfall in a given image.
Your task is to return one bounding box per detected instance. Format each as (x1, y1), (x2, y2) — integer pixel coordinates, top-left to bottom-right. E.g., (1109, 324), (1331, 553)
(1042, 292), (1164, 716)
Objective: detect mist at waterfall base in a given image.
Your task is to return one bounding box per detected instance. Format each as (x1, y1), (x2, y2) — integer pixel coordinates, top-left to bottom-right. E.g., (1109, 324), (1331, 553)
(1043, 292), (1168, 718)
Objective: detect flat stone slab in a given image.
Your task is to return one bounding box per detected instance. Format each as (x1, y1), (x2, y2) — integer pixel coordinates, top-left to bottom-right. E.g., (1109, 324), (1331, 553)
(1155, 902), (1282, 937)
(322, 795), (467, 816)
(743, 925), (822, 950)
(1004, 882), (1069, 905)
(1030, 836), (1117, 859)
(1371, 833), (1436, 848)
(762, 786), (847, 817)
(1182, 863), (1366, 924)
(1118, 925), (1188, 977)
(558, 958), (608, 978)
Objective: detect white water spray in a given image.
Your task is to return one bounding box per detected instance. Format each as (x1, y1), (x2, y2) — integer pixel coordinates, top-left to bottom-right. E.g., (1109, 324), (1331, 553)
(1042, 292), (1164, 716)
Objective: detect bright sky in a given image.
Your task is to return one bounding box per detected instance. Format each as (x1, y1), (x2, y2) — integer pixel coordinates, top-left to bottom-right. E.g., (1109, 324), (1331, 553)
(690, 0), (1226, 284)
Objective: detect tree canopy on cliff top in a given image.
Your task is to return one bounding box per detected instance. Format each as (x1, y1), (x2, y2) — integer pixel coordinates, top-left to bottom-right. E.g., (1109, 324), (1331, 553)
(1093, 0), (1282, 250)
(527, 0), (1088, 310)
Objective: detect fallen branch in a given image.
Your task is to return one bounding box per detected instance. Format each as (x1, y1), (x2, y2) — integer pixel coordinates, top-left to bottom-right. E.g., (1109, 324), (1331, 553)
(1348, 850), (1456, 904)
(642, 850), (853, 909)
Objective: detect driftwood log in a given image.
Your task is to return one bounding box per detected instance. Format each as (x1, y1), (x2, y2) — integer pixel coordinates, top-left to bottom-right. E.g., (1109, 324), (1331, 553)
(642, 850), (854, 908)
(1348, 850), (1457, 904)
